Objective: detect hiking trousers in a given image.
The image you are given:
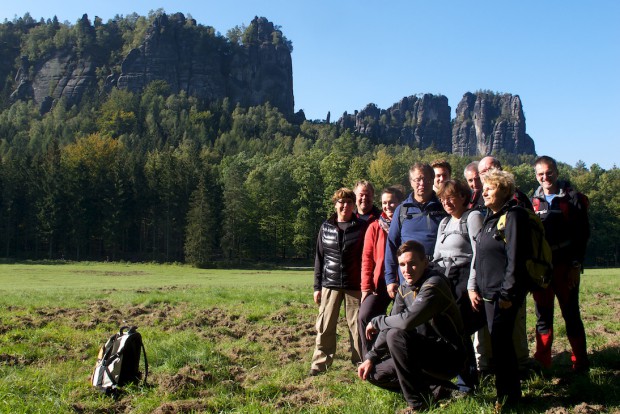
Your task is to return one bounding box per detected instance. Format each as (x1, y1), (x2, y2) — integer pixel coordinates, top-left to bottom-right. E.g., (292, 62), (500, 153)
(310, 287), (362, 372)
(533, 261), (588, 370)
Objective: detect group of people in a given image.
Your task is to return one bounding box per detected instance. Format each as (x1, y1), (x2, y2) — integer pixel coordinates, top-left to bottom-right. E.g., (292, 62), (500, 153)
(309, 155), (591, 412)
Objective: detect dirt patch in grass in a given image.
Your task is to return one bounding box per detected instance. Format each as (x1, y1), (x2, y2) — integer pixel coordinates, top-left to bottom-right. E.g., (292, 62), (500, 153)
(0, 353), (34, 366)
(71, 270), (148, 277)
(157, 365), (214, 395)
(572, 402), (607, 414)
(151, 401), (211, 414)
(274, 380), (331, 410)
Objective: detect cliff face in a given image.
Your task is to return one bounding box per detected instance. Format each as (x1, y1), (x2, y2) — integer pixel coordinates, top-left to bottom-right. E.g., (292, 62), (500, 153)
(338, 94), (452, 152)
(10, 14), (295, 118)
(10, 51), (98, 113)
(116, 14), (294, 118)
(339, 92), (536, 156)
(452, 92), (535, 155)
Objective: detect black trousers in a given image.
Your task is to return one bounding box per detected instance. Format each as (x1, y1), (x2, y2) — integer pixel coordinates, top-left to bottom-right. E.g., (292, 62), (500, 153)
(358, 278), (392, 355)
(445, 264), (485, 392)
(368, 329), (464, 408)
(484, 299), (522, 402)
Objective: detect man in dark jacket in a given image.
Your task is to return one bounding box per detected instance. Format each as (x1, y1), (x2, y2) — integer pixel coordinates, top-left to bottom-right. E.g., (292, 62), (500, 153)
(358, 241), (466, 412)
(464, 161), (485, 211)
(310, 188), (366, 376)
(354, 180), (382, 224)
(531, 155), (590, 372)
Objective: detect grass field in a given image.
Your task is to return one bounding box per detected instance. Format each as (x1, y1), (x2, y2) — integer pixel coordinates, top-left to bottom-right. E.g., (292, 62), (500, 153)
(0, 262), (618, 413)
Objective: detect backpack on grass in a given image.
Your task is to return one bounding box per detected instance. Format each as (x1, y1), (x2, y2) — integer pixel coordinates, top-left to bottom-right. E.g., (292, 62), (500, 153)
(496, 207), (553, 291)
(91, 326), (148, 394)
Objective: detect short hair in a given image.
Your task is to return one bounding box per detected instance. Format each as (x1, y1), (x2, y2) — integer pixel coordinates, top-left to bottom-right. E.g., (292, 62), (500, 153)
(431, 159), (452, 176)
(409, 162), (434, 179)
(436, 179), (471, 205)
(482, 170), (515, 201)
(331, 187), (356, 204)
(354, 180), (375, 195)
(480, 156), (502, 171)
(534, 155), (558, 171)
(464, 161), (479, 176)
(382, 186), (405, 203)
(396, 240), (426, 259)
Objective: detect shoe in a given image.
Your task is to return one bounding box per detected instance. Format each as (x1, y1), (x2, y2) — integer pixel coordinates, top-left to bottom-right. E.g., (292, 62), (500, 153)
(397, 402), (427, 414)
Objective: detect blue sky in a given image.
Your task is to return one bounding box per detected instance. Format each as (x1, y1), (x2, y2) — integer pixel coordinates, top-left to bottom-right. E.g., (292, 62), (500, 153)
(2, 1), (619, 169)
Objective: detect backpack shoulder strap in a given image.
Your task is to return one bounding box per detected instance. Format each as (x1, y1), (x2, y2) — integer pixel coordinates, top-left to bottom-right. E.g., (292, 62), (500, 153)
(438, 215), (450, 235)
(141, 341), (148, 385)
(459, 209), (472, 237)
(399, 204), (409, 227)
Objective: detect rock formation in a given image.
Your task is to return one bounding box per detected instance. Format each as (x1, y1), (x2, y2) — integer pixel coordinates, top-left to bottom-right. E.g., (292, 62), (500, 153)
(9, 14), (295, 118)
(339, 92), (536, 156)
(116, 14), (294, 118)
(452, 92), (535, 155)
(338, 94), (452, 152)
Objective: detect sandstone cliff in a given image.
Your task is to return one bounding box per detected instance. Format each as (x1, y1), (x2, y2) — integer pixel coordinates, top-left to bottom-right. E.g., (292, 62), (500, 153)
(339, 92), (536, 156)
(452, 92), (535, 155)
(338, 94), (452, 152)
(9, 14), (295, 118)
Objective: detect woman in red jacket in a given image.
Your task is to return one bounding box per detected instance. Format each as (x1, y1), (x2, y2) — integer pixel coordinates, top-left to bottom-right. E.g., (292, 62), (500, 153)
(358, 186), (405, 354)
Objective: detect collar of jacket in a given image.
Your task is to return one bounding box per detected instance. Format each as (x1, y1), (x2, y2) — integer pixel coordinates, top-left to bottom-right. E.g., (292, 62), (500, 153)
(327, 213), (362, 227)
(485, 198), (518, 221)
(406, 268), (433, 292)
(402, 192), (441, 209)
(533, 180), (571, 199)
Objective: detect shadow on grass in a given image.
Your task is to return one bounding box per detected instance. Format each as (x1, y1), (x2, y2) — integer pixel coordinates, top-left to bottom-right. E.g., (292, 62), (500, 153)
(0, 258), (74, 265)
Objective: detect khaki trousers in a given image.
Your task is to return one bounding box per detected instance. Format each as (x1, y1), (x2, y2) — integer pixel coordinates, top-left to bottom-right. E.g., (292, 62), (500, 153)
(310, 287), (362, 372)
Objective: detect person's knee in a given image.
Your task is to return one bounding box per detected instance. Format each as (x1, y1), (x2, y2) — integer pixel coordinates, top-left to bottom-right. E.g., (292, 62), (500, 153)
(386, 328), (408, 348)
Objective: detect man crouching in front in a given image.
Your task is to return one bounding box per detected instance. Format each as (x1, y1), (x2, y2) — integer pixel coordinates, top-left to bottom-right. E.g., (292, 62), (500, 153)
(357, 240), (467, 413)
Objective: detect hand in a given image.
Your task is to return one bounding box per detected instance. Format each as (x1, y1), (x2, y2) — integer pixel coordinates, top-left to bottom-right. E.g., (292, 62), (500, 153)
(313, 290), (321, 305)
(567, 266), (581, 290)
(468, 290), (481, 311)
(365, 321), (378, 340)
(357, 359), (373, 380)
(498, 298), (512, 309)
(387, 283), (399, 299)
(361, 291), (371, 303)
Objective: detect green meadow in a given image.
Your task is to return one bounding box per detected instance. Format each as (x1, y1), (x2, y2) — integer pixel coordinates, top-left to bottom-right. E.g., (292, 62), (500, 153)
(0, 262), (618, 413)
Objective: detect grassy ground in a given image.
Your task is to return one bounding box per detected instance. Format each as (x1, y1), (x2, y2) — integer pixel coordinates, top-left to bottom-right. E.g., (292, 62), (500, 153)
(0, 262), (618, 413)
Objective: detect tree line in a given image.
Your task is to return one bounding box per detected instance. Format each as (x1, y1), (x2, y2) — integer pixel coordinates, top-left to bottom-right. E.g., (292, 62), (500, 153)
(0, 84), (618, 266)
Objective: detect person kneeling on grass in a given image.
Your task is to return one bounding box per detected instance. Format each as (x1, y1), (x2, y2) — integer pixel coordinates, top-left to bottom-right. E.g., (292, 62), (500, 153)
(357, 240), (467, 412)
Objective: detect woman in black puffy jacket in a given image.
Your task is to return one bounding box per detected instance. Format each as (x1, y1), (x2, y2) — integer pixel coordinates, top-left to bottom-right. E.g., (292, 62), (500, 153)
(309, 188), (366, 376)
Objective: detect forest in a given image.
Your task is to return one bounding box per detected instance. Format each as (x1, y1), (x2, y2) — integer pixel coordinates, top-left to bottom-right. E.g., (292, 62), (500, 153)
(0, 13), (618, 266)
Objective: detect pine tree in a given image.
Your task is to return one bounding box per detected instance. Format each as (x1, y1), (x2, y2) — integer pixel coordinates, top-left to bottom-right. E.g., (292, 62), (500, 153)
(184, 176), (215, 266)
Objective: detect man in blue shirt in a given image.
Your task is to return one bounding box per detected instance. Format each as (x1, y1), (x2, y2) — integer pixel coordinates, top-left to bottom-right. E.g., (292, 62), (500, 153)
(384, 163), (446, 298)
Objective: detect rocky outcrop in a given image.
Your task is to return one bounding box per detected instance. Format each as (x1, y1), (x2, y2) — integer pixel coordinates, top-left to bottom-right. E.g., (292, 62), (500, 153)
(338, 94), (452, 152)
(32, 52), (97, 106)
(9, 14), (294, 118)
(117, 14), (294, 118)
(339, 92), (536, 156)
(10, 51), (97, 113)
(452, 92), (535, 155)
